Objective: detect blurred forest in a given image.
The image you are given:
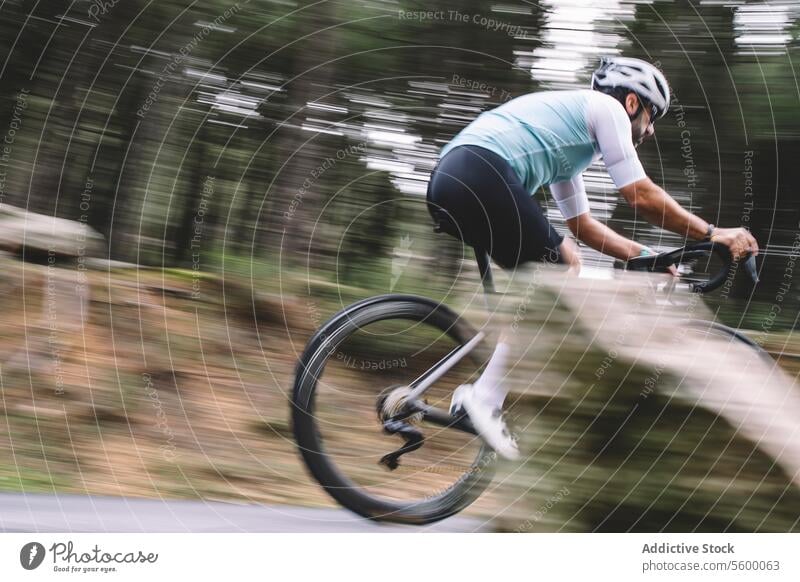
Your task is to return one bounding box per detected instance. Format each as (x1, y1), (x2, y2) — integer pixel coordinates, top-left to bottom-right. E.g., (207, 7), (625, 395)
(1, 0), (800, 531)
(0, 0), (797, 322)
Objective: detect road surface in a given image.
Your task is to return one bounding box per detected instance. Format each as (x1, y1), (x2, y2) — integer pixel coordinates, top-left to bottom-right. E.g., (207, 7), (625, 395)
(0, 493), (485, 532)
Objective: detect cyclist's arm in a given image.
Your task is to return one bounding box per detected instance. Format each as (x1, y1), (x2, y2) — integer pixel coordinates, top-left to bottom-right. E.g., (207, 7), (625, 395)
(590, 87), (713, 240)
(589, 93), (707, 239)
(619, 178), (759, 258)
(550, 176), (647, 260)
(618, 178), (708, 239)
(581, 93), (657, 260)
(591, 93), (758, 259)
(566, 212), (646, 261)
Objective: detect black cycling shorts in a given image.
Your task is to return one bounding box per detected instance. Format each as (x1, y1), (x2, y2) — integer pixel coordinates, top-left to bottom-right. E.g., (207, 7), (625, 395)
(426, 145), (563, 269)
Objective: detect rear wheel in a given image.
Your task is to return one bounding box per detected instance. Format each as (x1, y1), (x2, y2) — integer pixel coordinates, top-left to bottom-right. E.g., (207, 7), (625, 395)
(291, 295), (496, 524)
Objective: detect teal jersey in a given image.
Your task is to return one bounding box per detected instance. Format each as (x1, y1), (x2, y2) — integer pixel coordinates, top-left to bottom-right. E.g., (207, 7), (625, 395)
(439, 89), (646, 219)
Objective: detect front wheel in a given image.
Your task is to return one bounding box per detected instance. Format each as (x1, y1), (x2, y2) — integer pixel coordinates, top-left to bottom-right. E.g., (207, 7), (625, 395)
(685, 320), (771, 362)
(291, 294), (496, 524)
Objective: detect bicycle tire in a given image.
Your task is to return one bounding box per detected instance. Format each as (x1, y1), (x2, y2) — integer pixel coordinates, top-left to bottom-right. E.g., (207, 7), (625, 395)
(686, 320), (772, 362)
(291, 294), (496, 524)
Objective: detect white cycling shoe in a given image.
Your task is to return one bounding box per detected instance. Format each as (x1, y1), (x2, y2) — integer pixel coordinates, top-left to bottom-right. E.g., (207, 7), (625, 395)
(450, 384), (520, 460)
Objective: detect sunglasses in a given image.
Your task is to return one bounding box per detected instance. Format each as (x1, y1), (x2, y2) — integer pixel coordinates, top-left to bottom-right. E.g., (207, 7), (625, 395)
(636, 95), (659, 125)
(634, 95), (659, 129)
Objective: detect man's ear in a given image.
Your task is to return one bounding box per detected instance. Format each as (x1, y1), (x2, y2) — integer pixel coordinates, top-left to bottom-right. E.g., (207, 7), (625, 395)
(624, 92), (639, 116)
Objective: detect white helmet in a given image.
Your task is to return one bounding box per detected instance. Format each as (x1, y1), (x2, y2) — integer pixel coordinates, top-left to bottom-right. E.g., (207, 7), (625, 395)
(591, 56), (670, 119)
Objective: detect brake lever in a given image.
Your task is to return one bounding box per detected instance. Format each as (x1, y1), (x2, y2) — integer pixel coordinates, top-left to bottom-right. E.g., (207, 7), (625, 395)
(743, 254), (759, 284)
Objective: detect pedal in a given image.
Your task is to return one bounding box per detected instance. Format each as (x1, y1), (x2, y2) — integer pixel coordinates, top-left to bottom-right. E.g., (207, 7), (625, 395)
(378, 419), (424, 471)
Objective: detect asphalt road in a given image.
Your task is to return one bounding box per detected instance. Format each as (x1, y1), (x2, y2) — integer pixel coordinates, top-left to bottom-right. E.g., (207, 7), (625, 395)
(0, 493), (484, 532)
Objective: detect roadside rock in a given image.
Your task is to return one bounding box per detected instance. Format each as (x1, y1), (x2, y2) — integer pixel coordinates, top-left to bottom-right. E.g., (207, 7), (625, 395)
(0, 203), (105, 258)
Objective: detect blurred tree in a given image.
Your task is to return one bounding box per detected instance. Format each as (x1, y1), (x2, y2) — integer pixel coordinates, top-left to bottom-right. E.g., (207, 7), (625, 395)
(260, 1), (340, 265)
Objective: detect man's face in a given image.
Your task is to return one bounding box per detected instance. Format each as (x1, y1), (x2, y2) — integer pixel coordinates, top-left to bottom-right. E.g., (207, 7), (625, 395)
(626, 93), (656, 148)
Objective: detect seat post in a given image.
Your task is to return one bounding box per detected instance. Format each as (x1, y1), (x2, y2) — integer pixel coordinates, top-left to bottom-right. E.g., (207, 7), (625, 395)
(473, 247), (495, 295)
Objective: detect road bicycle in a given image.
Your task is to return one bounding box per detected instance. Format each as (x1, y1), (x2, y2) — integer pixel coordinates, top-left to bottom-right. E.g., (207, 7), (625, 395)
(291, 233), (761, 525)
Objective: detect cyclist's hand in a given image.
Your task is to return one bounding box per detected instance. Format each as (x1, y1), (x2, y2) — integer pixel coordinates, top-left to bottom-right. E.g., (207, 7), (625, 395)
(711, 227), (759, 260)
(560, 237), (581, 276)
(640, 246), (680, 277)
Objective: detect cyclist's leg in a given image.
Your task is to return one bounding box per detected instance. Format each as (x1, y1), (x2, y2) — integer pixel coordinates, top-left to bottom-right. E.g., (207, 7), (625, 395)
(427, 145), (568, 456)
(427, 142), (575, 406)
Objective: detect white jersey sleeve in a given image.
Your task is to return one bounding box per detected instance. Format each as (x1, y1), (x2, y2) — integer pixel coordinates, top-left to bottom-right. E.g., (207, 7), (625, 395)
(585, 92), (647, 189)
(549, 92), (646, 220)
(549, 174), (589, 219)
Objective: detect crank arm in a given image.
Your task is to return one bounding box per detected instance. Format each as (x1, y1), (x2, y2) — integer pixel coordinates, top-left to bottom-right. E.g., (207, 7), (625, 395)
(406, 399), (478, 436)
(379, 419), (425, 470)
(379, 401), (477, 471)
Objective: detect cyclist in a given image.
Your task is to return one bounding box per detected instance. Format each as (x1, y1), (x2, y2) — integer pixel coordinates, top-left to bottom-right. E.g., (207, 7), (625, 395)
(426, 56), (759, 459)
